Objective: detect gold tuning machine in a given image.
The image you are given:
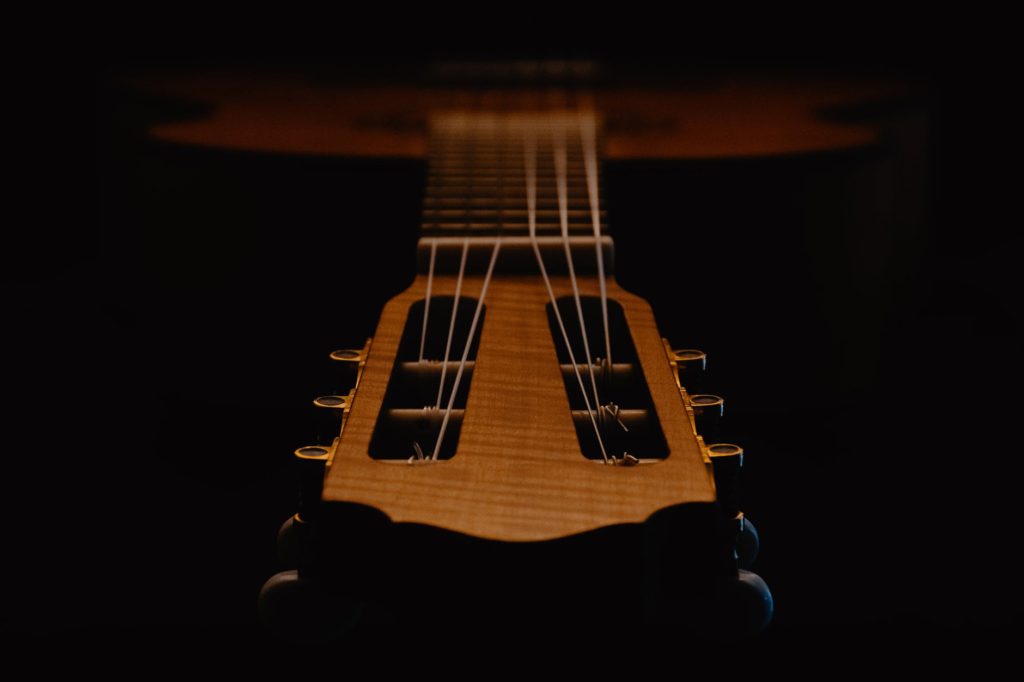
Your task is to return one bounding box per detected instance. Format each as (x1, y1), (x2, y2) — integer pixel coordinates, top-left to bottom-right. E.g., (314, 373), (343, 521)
(312, 394), (353, 443)
(292, 444), (333, 522)
(690, 393), (725, 441)
(706, 443), (760, 569)
(329, 338), (372, 391)
(666, 346), (706, 392)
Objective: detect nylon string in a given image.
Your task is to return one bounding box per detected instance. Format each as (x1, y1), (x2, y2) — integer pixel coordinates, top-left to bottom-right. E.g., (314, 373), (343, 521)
(526, 124), (610, 464)
(580, 111), (612, 368)
(554, 122), (602, 413)
(418, 239), (437, 363)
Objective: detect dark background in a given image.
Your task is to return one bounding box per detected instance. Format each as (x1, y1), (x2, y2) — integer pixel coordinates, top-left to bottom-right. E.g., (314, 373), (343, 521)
(6, 37), (1021, 664)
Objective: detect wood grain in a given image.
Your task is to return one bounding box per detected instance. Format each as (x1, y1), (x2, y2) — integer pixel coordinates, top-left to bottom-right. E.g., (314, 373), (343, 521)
(322, 273), (715, 541)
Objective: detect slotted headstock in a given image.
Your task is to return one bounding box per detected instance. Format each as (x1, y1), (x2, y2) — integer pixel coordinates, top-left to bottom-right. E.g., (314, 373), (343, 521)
(318, 271), (716, 541)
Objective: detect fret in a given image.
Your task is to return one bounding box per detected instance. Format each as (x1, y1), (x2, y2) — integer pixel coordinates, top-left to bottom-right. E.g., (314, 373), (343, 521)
(425, 183), (598, 193)
(425, 188), (597, 201)
(427, 174), (591, 183)
(425, 182), (600, 192)
(422, 111), (608, 242)
(423, 209), (603, 219)
(423, 223), (607, 233)
(430, 159), (588, 168)
(428, 174), (589, 183)
(423, 197), (594, 208)
(431, 156), (585, 163)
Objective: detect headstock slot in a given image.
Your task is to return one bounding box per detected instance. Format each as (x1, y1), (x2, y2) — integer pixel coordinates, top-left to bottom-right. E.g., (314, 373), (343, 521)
(368, 296), (486, 460)
(546, 296), (669, 461)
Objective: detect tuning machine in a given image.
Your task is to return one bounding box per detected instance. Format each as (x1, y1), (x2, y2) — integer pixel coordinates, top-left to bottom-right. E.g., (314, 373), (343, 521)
(329, 339), (371, 392)
(704, 443), (770, 634)
(277, 340), (372, 568)
(690, 393), (725, 441)
(668, 347), (707, 392)
(705, 443), (758, 569)
(664, 339), (770, 631)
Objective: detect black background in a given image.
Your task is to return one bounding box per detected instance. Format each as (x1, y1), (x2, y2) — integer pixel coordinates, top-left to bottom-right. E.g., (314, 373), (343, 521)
(6, 27), (1021, 666)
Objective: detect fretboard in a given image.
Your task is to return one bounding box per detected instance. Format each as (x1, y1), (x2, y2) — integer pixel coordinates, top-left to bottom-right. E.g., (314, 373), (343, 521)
(421, 111), (608, 239)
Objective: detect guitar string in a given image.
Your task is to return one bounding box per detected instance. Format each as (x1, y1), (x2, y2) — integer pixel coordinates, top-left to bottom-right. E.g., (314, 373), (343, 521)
(418, 239), (437, 363)
(430, 112), (506, 460)
(431, 240), (501, 460)
(554, 119), (602, 414)
(419, 119), (449, 366)
(526, 121), (610, 464)
(434, 237), (470, 409)
(579, 108), (613, 369)
(433, 101), (481, 409)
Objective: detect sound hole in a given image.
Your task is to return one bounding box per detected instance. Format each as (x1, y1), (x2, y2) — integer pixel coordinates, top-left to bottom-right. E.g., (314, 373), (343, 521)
(369, 296), (485, 460)
(546, 297), (669, 461)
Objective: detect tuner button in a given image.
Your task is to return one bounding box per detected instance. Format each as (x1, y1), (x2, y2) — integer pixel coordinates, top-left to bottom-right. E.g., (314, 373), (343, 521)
(258, 570), (362, 642)
(277, 515), (297, 566)
(671, 348), (706, 391)
(731, 569), (774, 637)
(692, 569), (774, 639)
(736, 513), (760, 569)
(276, 513), (314, 568)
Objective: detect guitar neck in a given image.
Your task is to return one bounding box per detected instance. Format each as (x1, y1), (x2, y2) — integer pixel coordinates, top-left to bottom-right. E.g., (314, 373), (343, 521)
(422, 111), (609, 238)
(419, 110), (611, 275)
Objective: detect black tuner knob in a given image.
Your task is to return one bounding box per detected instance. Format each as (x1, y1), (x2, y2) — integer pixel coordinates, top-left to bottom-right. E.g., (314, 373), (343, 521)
(736, 512), (760, 569)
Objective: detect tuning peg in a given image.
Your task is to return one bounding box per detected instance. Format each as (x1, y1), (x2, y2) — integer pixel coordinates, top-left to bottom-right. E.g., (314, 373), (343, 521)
(736, 512), (760, 569)
(690, 393), (724, 441)
(312, 394), (349, 443)
(688, 567), (775, 638)
(276, 513), (311, 568)
(669, 348), (706, 391)
(718, 569), (774, 637)
(707, 443), (762, 570)
(258, 570), (362, 642)
(330, 342), (370, 392)
(707, 443), (742, 515)
(294, 445), (330, 522)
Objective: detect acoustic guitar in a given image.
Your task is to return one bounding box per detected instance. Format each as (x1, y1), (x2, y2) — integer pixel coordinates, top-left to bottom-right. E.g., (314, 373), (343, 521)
(132, 62), (903, 640)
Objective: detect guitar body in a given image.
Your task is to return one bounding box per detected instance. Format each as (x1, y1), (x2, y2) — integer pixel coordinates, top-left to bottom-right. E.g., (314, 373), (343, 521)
(120, 63), (911, 640)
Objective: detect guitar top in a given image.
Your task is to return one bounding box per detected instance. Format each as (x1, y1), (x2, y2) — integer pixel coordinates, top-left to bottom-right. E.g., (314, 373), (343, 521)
(133, 67), (903, 159)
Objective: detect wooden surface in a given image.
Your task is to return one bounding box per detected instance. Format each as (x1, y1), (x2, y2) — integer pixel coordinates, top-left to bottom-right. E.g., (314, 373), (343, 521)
(323, 273), (715, 541)
(132, 71), (904, 160)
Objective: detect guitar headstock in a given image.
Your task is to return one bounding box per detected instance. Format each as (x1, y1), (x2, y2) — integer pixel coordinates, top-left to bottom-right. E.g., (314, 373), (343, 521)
(258, 106), (774, 639)
(311, 270), (717, 540)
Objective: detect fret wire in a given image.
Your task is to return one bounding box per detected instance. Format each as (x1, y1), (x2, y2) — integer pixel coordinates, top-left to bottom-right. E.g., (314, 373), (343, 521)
(424, 196), (595, 206)
(424, 209), (603, 218)
(422, 226), (607, 232)
(424, 112), (608, 237)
